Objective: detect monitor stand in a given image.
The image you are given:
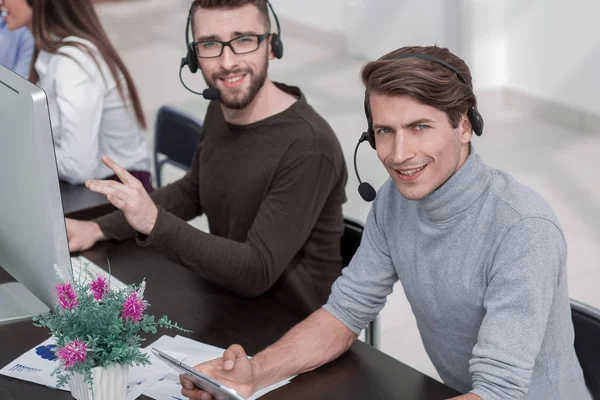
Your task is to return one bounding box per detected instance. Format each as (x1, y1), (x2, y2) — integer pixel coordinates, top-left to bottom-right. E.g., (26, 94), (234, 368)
(0, 282), (50, 325)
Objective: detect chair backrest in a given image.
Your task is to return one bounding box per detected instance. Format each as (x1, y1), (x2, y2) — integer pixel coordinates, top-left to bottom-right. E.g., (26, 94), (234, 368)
(571, 299), (600, 399)
(153, 105), (203, 188)
(340, 218), (380, 347)
(341, 218), (364, 267)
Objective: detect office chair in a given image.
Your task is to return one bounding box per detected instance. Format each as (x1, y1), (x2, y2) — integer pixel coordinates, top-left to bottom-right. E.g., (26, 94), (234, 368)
(153, 105), (203, 188)
(571, 299), (600, 399)
(341, 217), (379, 348)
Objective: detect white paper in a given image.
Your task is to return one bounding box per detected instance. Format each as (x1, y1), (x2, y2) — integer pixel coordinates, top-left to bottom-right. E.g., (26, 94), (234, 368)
(1, 335), (292, 399)
(124, 348), (178, 400)
(174, 335), (226, 355)
(0, 337), (68, 391)
(138, 350), (189, 400)
(144, 335), (291, 400)
(0, 337), (178, 400)
(143, 372), (188, 400)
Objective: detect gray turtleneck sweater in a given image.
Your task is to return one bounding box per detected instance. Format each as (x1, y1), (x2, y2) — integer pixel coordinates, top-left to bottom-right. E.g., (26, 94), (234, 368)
(324, 149), (589, 399)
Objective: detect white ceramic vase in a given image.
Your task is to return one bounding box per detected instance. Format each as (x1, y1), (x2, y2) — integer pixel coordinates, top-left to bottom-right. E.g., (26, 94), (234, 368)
(69, 363), (129, 400)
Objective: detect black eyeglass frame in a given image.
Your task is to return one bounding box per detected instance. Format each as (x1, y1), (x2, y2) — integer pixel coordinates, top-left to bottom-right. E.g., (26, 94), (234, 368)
(192, 33), (270, 59)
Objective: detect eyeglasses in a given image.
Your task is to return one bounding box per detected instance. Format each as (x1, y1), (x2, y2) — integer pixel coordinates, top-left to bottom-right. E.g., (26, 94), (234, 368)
(193, 33), (270, 59)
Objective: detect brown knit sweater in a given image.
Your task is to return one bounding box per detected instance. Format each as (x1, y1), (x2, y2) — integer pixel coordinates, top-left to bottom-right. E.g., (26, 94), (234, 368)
(95, 83), (348, 315)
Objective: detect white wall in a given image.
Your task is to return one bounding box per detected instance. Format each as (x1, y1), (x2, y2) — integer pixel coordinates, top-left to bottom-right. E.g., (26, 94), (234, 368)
(275, 0), (600, 117)
(274, 0), (504, 90)
(435, 0), (600, 115)
(343, 0), (461, 61)
(500, 0), (600, 117)
(272, 0), (345, 34)
(341, 0), (508, 91)
(461, 0), (507, 90)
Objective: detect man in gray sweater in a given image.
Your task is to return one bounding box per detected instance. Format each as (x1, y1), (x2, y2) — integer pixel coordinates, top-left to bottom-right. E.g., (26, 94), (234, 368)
(179, 46), (590, 400)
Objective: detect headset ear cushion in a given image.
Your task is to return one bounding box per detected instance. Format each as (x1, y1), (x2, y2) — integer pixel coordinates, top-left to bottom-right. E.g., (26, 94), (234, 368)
(270, 33), (284, 59)
(467, 108), (484, 136)
(187, 44), (198, 74)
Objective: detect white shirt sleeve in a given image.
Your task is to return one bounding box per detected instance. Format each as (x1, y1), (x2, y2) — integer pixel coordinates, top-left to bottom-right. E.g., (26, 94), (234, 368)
(49, 49), (106, 184)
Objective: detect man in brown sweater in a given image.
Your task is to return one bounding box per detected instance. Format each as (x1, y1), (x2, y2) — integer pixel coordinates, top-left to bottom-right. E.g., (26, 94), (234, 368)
(64, 0), (348, 314)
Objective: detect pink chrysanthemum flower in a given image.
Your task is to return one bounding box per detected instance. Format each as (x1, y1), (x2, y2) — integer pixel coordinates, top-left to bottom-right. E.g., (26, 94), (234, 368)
(89, 276), (109, 301)
(56, 339), (87, 368)
(55, 283), (78, 310)
(121, 291), (146, 323)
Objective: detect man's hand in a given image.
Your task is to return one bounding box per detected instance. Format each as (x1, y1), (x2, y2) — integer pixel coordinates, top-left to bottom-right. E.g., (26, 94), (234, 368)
(180, 345), (257, 400)
(86, 156), (158, 235)
(65, 218), (106, 252)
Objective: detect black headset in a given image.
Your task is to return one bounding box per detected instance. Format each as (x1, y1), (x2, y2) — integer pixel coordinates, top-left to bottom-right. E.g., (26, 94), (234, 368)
(354, 53), (485, 202)
(364, 53), (484, 149)
(26, 0), (33, 6)
(180, 0), (283, 75)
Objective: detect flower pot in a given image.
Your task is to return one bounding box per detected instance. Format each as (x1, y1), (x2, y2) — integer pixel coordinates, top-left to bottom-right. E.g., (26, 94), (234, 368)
(69, 363), (129, 400)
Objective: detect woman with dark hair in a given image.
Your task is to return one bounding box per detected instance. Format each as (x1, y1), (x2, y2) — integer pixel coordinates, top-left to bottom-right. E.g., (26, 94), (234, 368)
(1, 0), (152, 191)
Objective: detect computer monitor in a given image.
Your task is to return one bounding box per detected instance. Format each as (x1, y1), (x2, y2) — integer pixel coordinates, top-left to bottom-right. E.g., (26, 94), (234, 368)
(0, 64), (72, 324)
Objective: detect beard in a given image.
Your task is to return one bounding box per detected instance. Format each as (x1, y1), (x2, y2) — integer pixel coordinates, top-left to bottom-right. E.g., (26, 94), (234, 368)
(202, 56), (269, 110)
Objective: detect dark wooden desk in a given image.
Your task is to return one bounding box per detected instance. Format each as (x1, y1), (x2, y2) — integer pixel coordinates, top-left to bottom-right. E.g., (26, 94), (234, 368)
(60, 181), (115, 220)
(0, 241), (459, 400)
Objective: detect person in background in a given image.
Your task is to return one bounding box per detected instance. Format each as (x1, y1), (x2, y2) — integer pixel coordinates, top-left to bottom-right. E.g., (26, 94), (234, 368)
(0, 5), (33, 77)
(0, 0), (152, 191)
(63, 0), (348, 315)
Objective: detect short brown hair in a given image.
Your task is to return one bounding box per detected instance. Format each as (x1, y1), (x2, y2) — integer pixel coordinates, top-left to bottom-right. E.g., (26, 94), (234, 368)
(191, 0), (271, 32)
(361, 46), (477, 129)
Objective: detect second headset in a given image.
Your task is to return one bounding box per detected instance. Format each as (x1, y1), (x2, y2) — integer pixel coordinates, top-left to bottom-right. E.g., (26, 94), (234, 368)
(181, 0), (284, 74)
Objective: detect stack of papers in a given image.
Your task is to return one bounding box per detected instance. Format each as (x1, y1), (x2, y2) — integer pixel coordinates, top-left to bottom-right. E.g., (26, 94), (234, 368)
(0, 337), (170, 399)
(0, 335), (290, 400)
